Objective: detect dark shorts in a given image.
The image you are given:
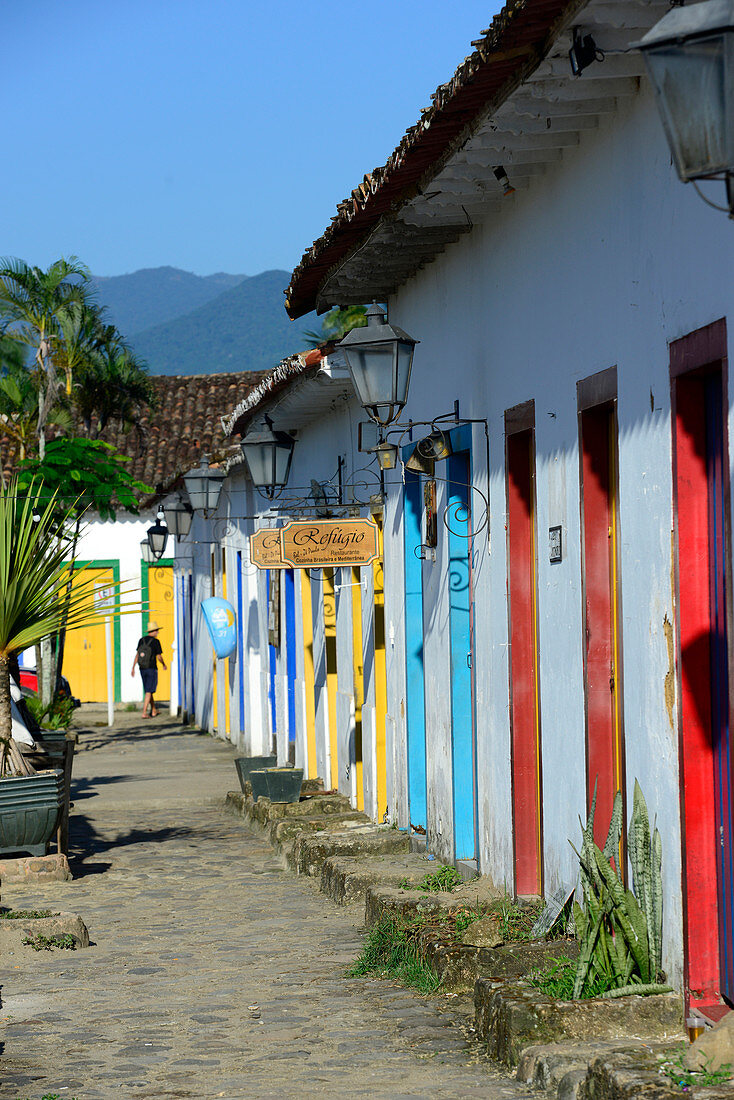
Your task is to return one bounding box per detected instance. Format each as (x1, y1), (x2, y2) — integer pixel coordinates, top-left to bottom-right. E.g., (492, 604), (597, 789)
(140, 667), (158, 693)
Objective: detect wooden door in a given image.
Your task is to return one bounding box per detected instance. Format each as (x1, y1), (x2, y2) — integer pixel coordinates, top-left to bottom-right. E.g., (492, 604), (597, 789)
(143, 561), (174, 702)
(63, 562), (119, 702)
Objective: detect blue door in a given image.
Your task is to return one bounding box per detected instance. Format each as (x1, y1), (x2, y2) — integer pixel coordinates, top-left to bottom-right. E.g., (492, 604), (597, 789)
(285, 568), (297, 748)
(447, 442), (477, 862)
(404, 468), (427, 832)
(266, 570), (277, 738)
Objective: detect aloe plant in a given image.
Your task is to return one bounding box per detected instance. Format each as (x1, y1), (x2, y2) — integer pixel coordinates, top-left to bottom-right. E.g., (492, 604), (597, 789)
(570, 780), (669, 998)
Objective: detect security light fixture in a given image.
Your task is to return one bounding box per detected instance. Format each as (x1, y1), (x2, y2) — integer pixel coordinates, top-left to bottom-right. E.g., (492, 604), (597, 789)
(164, 498), (193, 540)
(183, 454), (226, 515)
(635, 0), (734, 214)
(338, 302), (418, 426)
(146, 508), (169, 561)
(140, 537), (155, 564)
(241, 415), (296, 500)
(493, 166), (516, 196)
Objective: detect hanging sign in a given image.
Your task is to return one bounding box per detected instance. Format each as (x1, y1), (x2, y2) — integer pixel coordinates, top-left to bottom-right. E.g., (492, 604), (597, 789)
(201, 597), (237, 658)
(280, 518), (380, 568)
(250, 528), (287, 569)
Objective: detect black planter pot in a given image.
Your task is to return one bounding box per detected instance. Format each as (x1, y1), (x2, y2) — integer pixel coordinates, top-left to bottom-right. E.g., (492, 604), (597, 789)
(264, 767), (304, 804)
(234, 755), (277, 794)
(0, 769), (64, 857)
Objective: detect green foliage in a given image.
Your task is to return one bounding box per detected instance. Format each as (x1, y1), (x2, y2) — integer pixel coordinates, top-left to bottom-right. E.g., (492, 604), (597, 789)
(527, 955), (612, 1000)
(492, 895), (544, 943)
(0, 908), (54, 919)
(347, 914), (442, 993)
(19, 437), (151, 521)
(21, 931), (76, 951)
(16, 1095), (79, 1100)
(452, 905), (484, 936)
(25, 693), (74, 730)
(570, 781), (666, 999)
(659, 1046), (733, 1090)
(304, 304), (368, 348)
(400, 864), (463, 893)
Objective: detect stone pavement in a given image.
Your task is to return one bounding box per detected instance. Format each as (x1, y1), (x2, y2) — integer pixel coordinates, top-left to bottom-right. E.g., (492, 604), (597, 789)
(0, 708), (536, 1100)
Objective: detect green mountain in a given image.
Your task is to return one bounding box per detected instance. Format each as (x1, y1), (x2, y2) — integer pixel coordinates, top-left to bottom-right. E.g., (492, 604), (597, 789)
(128, 269), (318, 376)
(92, 267), (248, 339)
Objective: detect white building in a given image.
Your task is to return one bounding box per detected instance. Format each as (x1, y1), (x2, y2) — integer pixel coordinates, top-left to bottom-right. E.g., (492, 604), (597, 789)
(175, 0), (734, 1019)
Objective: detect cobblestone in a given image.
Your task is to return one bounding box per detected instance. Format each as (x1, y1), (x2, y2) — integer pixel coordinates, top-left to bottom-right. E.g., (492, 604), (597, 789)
(0, 709), (535, 1099)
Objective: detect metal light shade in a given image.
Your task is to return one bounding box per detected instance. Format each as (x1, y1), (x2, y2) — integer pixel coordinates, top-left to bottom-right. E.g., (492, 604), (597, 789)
(140, 538), (155, 564)
(338, 302), (418, 426)
(636, 0), (734, 181)
(183, 455), (226, 513)
(241, 422), (295, 499)
(146, 518), (169, 560)
(404, 430), (453, 474)
(164, 499), (193, 539)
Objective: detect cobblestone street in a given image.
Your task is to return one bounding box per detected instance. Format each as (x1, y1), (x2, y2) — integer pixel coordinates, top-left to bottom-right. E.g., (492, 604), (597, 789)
(0, 711), (534, 1099)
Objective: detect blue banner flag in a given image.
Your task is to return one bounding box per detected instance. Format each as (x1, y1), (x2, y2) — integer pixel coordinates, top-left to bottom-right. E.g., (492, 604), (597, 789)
(201, 597), (237, 659)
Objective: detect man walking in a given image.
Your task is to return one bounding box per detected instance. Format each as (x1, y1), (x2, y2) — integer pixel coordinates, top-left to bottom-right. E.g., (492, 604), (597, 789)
(132, 621), (167, 718)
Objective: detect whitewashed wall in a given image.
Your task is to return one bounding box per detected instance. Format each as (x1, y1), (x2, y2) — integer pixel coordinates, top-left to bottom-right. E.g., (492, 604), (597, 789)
(374, 81), (734, 987)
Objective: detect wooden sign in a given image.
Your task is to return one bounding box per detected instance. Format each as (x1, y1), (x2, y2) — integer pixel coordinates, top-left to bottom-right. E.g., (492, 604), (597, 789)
(280, 519), (380, 568)
(250, 528), (286, 569)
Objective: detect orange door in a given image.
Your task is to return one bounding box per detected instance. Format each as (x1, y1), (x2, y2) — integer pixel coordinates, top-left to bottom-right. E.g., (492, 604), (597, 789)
(63, 564), (119, 702)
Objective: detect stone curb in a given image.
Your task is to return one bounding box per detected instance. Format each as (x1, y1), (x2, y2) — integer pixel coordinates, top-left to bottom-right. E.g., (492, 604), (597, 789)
(0, 852), (72, 882)
(0, 909), (90, 952)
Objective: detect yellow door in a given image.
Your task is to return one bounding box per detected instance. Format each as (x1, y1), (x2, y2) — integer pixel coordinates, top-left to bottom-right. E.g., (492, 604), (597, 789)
(63, 564), (118, 702)
(143, 562), (174, 701)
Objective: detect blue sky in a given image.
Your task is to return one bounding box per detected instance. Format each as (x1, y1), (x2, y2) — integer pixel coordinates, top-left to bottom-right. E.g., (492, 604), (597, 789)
(4, 1), (502, 278)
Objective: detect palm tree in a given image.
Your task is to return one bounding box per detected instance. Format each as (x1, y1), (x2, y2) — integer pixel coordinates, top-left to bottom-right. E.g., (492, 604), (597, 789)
(0, 358), (70, 462)
(0, 476), (134, 776)
(72, 331), (155, 438)
(304, 304), (367, 348)
(0, 257), (92, 457)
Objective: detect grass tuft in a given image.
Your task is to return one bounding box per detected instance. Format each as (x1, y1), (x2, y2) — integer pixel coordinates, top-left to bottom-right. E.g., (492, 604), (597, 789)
(659, 1046), (733, 1091)
(347, 914), (442, 993)
(22, 932), (76, 952)
(0, 908), (54, 919)
(526, 955), (611, 1000)
(399, 864), (463, 893)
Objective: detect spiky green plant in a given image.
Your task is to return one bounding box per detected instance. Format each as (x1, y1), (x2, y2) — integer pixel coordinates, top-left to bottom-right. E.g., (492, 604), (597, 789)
(0, 475), (136, 776)
(570, 780), (670, 999)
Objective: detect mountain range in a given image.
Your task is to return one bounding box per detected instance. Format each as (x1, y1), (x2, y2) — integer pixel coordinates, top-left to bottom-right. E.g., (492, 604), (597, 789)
(91, 267), (318, 376)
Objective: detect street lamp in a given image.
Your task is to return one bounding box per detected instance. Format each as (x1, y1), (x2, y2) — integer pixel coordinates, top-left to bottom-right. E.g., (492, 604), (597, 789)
(164, 498), (193, 540)
(183, 455), (226, 515)
(338, 302), (418, 426)
(240, 416), (296, 500)
(140, 537), (155, 564)
(146, 508), (169, 561)
(636, 0), (734, 213)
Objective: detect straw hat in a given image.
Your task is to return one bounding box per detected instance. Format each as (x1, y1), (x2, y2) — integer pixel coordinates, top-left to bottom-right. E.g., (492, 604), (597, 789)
(147, 621), (160, 633)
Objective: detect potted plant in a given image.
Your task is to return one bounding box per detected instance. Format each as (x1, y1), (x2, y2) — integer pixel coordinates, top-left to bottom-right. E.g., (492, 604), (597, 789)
(0, 477), (133, 854)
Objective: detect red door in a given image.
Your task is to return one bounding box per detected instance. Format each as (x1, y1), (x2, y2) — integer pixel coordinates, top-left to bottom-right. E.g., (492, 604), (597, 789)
(507, 424), (543, 896)
(580, 402), (624, 851)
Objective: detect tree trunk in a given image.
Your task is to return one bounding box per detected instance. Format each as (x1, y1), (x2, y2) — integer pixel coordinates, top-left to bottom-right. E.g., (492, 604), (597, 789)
(53, 517), (80, 695)
(40, 636), (54, 707)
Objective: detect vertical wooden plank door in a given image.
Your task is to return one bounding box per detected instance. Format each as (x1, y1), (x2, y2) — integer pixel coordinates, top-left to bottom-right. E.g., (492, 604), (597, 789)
(447, 449), (477, 862)
(285, 568), (297, 752)
(64, 563), (119, 702)
(144, 560), (174, 702)
(674, 357), (734, 1009)
(323, 568), (339, 791)
(580, 403), (624, 849)
(351, 567), (365, 812)
(372, 524), (388, 823)
(507, 427), (543, 896)
(404, 469), (427, 833)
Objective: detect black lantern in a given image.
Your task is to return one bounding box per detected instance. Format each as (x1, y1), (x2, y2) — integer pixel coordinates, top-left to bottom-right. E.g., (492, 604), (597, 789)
(183, 455), (226, 514)
(338, 302), (418, 426)
(140, 537), (155, 564)
(241, 416), (296, 499)
(636, 0), (734, 208)
(146, 509), (169, 561)
(164, 498), (193, 540)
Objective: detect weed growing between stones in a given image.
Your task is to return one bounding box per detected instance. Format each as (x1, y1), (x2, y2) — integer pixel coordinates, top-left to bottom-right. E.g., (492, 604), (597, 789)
(347, 914), (442, 993)
(659, 1047), (733, 1090)
(526, 955), (610, 999)
(16, 1094), (80, 1099)
(399, 864), (463, 893)
(22, 932), (76, 951)
(492, 895), (543, 942)
(0, 908), (55, 919)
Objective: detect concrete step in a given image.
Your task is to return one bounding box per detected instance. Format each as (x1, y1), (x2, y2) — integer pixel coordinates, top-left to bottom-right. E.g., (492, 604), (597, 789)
(292, 824), (412, 878)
